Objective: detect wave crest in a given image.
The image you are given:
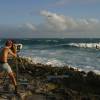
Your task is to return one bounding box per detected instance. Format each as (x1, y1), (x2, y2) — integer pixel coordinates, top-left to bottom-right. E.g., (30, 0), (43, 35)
(68, 43), (100, 49)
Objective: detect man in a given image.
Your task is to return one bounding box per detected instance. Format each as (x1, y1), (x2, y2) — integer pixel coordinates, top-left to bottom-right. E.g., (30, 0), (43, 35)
(0, 40), (17, 93)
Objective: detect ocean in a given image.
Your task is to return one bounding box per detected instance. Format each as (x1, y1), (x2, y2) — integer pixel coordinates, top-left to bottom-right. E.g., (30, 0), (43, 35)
(0, 38), (100, 74)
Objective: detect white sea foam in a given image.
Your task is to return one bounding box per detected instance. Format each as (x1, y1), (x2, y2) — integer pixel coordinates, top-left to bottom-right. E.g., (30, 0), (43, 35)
(93, 70), (100, 75)
(21, 56), (65, 67)
(21, 55), (100, 75)
(31, 57), (47, 64)
(21, 56), (34, 64)
(46, 59), (65, 67)
(69, 43), (100, 49)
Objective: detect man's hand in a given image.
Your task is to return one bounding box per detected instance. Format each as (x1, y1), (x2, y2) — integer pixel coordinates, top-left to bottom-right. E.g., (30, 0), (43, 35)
(11, 44), (17, 54)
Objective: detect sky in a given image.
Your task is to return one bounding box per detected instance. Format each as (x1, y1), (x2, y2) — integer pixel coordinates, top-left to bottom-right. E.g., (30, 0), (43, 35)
(0, 0), (100, 38)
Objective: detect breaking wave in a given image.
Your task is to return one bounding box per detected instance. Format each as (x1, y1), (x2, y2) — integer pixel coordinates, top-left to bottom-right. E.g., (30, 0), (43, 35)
(21, 56), (66, 67)
(68, 43), (100, 49)
(40, 43), (100, 49)
(21, 56), (100, 75)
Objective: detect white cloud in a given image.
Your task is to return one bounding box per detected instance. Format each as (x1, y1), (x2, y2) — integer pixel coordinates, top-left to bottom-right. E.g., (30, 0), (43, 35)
(40, 10), (67, 31)
(25, 23), (36, 31)
(11, 10), (98, 38)
(39, 10), (100, 33)
(1, 10), (100, 38)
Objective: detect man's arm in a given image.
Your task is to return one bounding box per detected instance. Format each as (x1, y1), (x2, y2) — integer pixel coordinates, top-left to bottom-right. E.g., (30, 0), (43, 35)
(9, 45), (17, 57)
(10, 44), (17, 54)
(9, 49), (17, 57)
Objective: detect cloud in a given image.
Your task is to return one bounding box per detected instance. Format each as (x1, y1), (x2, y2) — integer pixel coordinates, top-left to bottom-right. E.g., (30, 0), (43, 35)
(18, 23), (36, 31)
(39, 10), (99, 33)
(25, 23), (36, 31)
(0, 24), (36, 38)
(0, 10), (100, 38)
(40, 10), (68, 32)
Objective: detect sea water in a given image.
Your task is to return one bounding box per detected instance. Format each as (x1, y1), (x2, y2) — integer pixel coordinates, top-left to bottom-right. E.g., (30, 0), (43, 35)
(0, 38), (100, 74)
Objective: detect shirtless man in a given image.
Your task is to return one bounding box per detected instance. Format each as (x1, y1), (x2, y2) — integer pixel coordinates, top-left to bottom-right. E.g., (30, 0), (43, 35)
(0, 40), (17, 93)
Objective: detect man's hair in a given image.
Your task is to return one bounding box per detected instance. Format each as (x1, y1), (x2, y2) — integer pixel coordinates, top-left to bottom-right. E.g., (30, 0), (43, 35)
(5, 40), (13, 46)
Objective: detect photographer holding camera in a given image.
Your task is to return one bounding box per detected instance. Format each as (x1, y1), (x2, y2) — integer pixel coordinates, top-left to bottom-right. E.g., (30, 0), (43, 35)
(0, 40), (18, 93)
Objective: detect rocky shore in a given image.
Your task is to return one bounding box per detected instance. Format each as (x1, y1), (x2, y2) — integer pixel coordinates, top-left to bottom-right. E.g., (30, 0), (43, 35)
(6, 57), (100, 100)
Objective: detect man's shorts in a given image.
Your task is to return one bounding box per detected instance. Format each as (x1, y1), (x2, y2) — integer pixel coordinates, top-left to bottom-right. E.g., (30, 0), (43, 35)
(0, 63), (12, 73)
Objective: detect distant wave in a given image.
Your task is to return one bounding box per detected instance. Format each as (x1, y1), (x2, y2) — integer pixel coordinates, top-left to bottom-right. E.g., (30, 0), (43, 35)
(68, 43), (100, 49)
(41, 43), (100, 49)
(26, 43), (100, 49)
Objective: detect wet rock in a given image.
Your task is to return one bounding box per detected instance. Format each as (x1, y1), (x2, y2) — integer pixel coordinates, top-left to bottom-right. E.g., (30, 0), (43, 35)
(4, 57), (100, 100)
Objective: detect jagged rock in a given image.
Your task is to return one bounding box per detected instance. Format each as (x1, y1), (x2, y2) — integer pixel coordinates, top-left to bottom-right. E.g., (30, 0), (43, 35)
(2, 57), (100, 100)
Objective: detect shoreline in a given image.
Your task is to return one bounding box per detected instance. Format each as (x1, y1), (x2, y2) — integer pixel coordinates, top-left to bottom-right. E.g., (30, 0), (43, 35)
(7, 57), (100, 99)
(19, 56), (100, 75)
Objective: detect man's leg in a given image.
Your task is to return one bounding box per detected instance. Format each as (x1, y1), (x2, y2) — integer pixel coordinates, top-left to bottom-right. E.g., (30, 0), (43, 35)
(8, 72), (17, 86)
(3, 63), (17, 92)
(8, 72), (18, 93)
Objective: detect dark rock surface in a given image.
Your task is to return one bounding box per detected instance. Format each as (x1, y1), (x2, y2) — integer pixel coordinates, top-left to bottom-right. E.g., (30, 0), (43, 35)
(3, 57), (100, 100)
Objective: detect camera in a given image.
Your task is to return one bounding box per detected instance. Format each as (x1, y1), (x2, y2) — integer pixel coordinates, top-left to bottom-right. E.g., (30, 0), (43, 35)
(14, 44), (23, 52)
